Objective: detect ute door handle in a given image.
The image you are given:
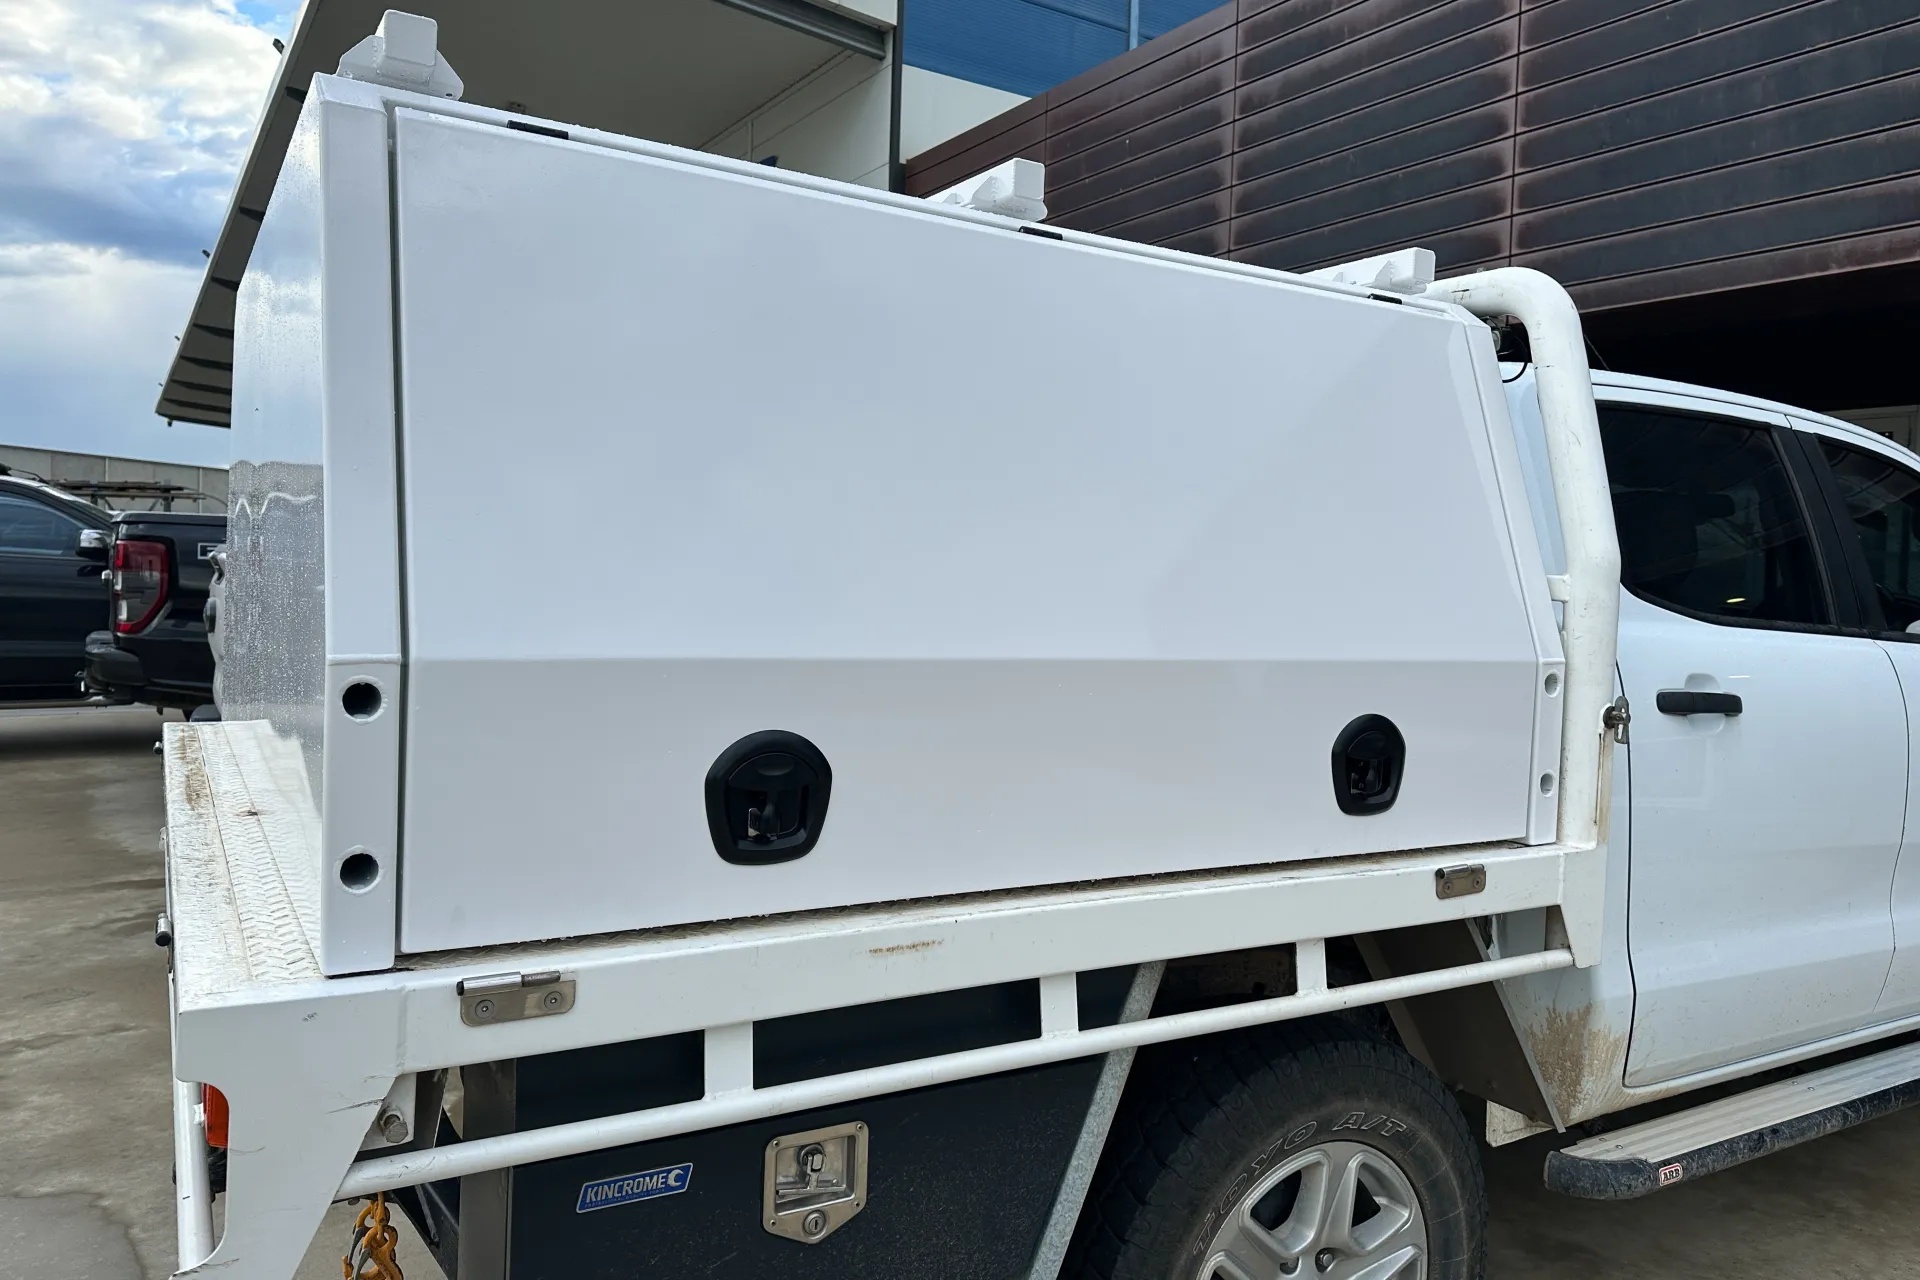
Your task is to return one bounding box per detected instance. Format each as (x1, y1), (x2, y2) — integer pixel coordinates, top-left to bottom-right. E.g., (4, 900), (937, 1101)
(1656, 690), (1743, 717)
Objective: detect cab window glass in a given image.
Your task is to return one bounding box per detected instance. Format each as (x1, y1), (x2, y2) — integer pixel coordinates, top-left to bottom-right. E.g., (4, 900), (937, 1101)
(0, 493), (82, 555)
(1597, 408), (1827, 626)
(1818, 439), (1920, 633)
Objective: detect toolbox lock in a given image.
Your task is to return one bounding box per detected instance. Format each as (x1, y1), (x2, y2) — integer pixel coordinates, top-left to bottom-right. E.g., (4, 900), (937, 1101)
(765, 1121), (868, 1243)
(1331, 714), (1405, 816)
(706, 730), (833, 865)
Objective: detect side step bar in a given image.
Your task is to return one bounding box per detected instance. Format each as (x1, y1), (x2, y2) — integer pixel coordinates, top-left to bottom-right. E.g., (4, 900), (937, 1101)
(1546, 1039), (1920, 1199)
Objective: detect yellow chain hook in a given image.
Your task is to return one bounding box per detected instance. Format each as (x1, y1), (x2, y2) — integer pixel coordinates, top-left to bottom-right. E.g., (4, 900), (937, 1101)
(342, 1191), (404, 1280)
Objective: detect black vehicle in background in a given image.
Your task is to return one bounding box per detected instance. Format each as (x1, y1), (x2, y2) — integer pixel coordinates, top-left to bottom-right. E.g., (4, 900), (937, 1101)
(0, 472), (113, 703)
(82, 510), (225, 712)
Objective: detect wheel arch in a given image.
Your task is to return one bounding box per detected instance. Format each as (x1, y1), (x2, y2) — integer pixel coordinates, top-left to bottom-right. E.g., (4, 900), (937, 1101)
(1142, 925), (1555, 1126)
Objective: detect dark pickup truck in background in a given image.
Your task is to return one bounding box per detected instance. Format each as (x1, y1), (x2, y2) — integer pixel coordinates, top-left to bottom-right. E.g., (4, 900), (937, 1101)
(0, 462), (224, 711)
(0, 471), (115, 703)
(82, 510), (225, 712)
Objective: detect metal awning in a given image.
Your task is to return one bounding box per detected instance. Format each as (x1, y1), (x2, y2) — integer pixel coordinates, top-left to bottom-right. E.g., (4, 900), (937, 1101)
(158, 0), (894, 427)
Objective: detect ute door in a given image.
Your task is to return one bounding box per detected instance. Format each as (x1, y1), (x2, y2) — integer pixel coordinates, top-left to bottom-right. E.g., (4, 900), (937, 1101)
(0, 490), (103, 698)
(1604, 392), (1905, 1086)
(1793, 423), (1920, 1017)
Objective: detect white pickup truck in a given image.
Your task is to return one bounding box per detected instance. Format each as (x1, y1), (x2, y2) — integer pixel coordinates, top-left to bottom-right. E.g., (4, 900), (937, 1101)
(164, 15), (1920, 1280)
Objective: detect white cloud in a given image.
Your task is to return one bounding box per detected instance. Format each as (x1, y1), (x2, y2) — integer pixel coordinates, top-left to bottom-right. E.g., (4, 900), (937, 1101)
(0, 0), (280, 258)
(0, 0), (288, 464)
(0, 243), (230, 464)
(0, 240), (93, 277)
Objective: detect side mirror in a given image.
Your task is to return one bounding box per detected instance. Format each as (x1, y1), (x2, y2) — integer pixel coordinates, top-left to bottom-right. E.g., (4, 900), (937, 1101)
(77, 528), (111, 561)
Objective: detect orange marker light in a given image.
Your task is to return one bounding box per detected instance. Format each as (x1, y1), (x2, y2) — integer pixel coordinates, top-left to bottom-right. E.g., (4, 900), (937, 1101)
(203, 1084), (230, 1149)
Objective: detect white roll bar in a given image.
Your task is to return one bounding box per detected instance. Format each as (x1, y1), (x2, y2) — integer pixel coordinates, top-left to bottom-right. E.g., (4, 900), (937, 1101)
(1426, 268), (1620, 849)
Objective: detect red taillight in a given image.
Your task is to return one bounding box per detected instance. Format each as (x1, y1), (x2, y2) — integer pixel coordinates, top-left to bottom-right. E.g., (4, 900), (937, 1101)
(111, 538), (168, 634)
(202, 1084), (229, 1148)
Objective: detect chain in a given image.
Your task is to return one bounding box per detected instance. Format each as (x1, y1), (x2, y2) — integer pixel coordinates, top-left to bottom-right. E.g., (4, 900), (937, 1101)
(342, 1192), (404, 1280)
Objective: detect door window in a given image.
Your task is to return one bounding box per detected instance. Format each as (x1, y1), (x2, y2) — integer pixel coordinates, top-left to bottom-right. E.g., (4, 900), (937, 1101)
(1598, 407), (1827, 627)
(0, 493), (82, 555)
(1817, 439), (1920, 634)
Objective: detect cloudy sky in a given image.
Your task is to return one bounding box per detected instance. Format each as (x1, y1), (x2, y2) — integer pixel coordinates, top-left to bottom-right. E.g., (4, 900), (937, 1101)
(0, 0), (296, 467)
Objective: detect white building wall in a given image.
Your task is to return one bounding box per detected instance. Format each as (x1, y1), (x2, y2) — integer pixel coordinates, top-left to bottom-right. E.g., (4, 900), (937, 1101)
(705, 50), (894, 189)
(694, 23), (1028, 190)
(900, 66), (1029, 161)
(816, 0), (896, 24)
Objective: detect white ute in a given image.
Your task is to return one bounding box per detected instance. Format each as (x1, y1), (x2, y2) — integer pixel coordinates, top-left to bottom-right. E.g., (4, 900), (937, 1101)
(164, 13), (1920, 1280)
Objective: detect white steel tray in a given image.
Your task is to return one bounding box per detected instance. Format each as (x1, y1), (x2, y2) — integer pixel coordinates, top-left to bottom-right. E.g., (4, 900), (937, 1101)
(164, 719), (1588, 1279)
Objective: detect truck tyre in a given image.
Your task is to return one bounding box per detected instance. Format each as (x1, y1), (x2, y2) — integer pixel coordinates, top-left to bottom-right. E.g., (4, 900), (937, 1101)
(1076, 1020), (1484, 1280)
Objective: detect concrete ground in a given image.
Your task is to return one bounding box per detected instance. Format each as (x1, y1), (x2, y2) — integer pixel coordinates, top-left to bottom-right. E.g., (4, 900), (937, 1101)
(0, 708), (438, 1280)
(3, 704), (1918, 1279)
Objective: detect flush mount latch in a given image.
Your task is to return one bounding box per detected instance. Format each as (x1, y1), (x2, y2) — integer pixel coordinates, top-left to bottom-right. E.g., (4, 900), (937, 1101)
(1331, 714), (1406, 816)
(764, 1121), (868, 1244)
(706, 731), (834, 865)
(458, 970), (575, 1026)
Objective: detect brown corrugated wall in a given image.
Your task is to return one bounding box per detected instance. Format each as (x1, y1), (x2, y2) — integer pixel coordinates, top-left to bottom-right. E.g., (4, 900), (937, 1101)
(902, 0), (1920, 317)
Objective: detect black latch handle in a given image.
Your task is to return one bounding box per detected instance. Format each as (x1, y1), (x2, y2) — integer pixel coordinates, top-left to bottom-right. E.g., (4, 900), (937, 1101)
(1331, 714), (1406, 816)
(1655, 690), (1742, 716)
(705, 730), (833, 865)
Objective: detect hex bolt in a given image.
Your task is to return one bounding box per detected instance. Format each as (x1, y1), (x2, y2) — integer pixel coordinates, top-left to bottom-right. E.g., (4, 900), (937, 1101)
(1316, 1248), (1337, 1272)
(802, 1209), (828, 1238)
(378, 1108), (410, 1144)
